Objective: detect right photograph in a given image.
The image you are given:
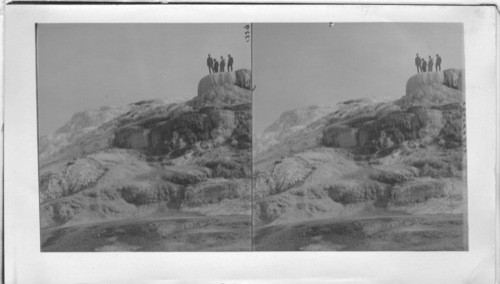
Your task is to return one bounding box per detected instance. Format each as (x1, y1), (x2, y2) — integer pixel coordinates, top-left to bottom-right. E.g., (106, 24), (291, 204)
(252, 23), (467, 251)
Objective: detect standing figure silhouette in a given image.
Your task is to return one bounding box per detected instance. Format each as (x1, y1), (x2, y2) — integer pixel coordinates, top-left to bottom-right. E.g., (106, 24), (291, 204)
(415, 53), (421, 73)
(435, 54), (442, 71)
(213, 59), (219, 73)
(207, 54), (213, 74)
(220, 56), (226, 72)
(227, 54), (234, 72)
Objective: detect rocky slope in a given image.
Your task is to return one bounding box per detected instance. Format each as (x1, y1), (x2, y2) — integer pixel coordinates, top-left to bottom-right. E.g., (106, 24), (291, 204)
(255, 105), (338, 154)
(253, 69), (466, 251)
(39, 69), (253, 251)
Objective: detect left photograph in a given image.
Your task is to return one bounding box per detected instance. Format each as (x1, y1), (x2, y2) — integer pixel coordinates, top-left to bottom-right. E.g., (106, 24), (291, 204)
(37, 24), (253, 252)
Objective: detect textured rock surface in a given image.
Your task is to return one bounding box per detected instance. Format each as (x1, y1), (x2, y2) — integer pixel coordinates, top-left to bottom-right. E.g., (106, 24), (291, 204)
(405, 69), (464, 95)
(254, 157), (313, 197)
(190, 69), (252, 109)
(321, 125), (358, 148)
(255, 100), (395, 155)
(39, 70), (253, 232)
(389, 179), (450, 205)
(261, 105), (337, 142)
(399, 69), (464, 108)
(40, 158), (107, 202)
(409, 107), (445, 143)
(183, 179), (244, 206)
(253, 69), (466, 241)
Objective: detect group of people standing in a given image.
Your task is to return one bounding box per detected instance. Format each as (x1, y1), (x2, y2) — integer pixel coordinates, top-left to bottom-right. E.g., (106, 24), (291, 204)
(207, 54), (234, 74)
(415, 53), (442, 73)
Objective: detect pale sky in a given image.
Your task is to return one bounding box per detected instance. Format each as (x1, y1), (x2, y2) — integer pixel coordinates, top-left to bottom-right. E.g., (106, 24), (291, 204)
(38, 23), (464, 136)
(253, 23), (464, 133)
(37, 24), (251, 135)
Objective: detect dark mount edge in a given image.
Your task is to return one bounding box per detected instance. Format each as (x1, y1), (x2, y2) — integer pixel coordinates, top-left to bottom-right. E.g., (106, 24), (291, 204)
(5, 1), (499, 8)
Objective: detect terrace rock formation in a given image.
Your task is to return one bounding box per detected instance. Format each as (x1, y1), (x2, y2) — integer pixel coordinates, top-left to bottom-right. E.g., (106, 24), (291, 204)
(39, 69), (253, 239)
(253, 69), (466, 251)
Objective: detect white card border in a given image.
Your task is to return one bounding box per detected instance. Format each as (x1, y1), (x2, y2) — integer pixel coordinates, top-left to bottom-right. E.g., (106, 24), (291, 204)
(3, 4), (497, 283)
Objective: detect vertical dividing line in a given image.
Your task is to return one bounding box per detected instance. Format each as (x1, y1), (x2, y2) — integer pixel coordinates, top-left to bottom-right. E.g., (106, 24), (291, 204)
(1, 19), (5, 280)
(250, 22), (254, 252)
(35, 23), (42, 252)
(461, 23), (469, 251)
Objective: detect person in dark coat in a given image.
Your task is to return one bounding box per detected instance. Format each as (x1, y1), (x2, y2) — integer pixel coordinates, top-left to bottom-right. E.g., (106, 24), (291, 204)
(435, 54), (442, 71)
(213, 59), (219, 73)
(227, 54), (234, 72)
(428, 55), (434, 72)
(421, 58), (427, 72)
(207, 54), (213, 74)
(220, 56), (226, 72)
(415, 53), (421, 73)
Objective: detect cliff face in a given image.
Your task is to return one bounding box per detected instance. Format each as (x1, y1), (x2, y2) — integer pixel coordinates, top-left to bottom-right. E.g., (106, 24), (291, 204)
(253, 69), (466, 237)
(39, 69), (253, 231)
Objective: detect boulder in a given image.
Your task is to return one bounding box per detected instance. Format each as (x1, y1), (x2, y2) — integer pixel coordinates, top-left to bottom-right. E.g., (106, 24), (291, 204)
(358, 112), (421, 150)
(255, 194), (295, 224)
(405, 69), (464, 96)
(229, 104), (252, 148)
(272, 157), (312, 194)
(399, 69), (464, 108)
(370, 168), (415, 184)
(397, 84), (464, 108)
(201, 154), (251, 179)
(235, 69), (252, 90)
(255, 157), (313, 197)
(64, 159), (107, 195)
(405, 71), (445, 96)
(39, 171), (68, 202)
(201, 107), (236, 144)
(389, 179), (449, 205)
(113, 125), (149, 149)
(118, 181), (181, 206)
(435, 103), (465, 149)
(408, 107), (444, 143)
(322, 180), (387, 205)
(321, 125), (357, 148)
(198, 72), (236, 96)
(189, 85), (251, 109)
(190, 69), (252, 109)
(41, 199), (86, 227)
(196, 69), (252, 94)
(161, 167), (209, 185)
(149, 112), (214, 149)
(443, 69), (465, 91)
(39, 158), (107, 202)
(183, 179), (243, 206)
